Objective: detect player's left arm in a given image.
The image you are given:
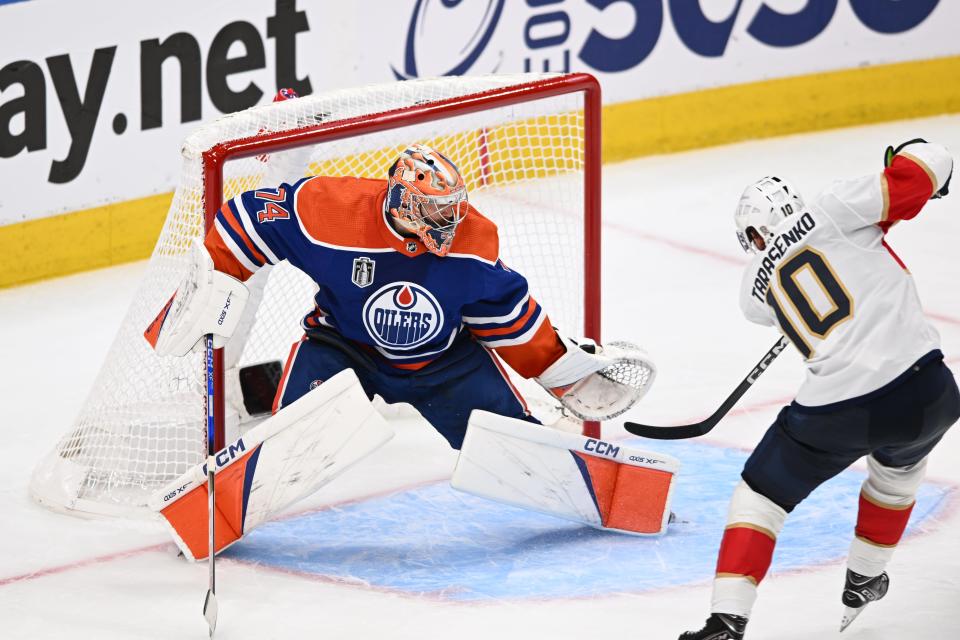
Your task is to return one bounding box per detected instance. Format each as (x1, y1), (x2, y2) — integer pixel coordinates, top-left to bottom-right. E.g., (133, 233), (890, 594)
(878, 139), (952, 227)
(816, 140), (952, 232)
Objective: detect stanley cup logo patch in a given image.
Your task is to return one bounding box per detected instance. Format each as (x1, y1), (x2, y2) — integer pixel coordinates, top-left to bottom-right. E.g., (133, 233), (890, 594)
(352, 257), (376, 288)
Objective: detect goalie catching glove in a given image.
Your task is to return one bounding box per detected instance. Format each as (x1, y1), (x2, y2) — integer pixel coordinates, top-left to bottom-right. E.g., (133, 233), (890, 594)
(144, 239), (250, 356)
(536, 335), (656, 421)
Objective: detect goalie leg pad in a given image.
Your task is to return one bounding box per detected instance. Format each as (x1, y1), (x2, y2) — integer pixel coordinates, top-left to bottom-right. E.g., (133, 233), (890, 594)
(452, 410), (679, 535)
(149, 368), (394, 560)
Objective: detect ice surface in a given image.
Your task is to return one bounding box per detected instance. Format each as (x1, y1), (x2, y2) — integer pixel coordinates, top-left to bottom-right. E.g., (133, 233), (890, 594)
(225, 441), (950, 601)
(1, 115), (958, 639)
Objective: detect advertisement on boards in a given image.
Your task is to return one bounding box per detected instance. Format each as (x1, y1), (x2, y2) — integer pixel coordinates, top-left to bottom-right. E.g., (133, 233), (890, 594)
(0, 0), (956, 225)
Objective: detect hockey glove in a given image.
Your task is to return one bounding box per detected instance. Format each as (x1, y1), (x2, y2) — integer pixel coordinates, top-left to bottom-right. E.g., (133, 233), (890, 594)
(883, 138), (928, 168)
(536, 336), (656, 421)
(934, 165), (952, 199)
(884, 138), (951, 199)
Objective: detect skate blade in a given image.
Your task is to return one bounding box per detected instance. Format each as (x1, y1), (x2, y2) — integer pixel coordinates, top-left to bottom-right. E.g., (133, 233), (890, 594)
(203, 589), (218, 637)
(839, 605), (864, 632)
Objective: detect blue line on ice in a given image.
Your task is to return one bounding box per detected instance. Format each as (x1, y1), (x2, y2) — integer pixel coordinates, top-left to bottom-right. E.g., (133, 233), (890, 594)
(225, 440), (952, 600)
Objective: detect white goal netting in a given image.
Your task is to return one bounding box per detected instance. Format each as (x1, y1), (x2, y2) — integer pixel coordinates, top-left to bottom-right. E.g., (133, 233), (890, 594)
(31, 73), (599, 517)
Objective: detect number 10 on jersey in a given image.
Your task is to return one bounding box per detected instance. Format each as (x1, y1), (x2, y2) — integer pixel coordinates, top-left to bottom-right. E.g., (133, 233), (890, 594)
(766, 248), (853, 358)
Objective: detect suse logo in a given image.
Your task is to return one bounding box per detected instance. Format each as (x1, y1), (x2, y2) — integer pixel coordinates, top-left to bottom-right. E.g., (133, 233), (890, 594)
(394, 0), (940, 77)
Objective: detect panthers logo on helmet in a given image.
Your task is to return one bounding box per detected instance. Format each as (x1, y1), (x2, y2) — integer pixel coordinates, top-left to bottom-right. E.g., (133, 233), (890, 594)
(362, 281), (444, 350)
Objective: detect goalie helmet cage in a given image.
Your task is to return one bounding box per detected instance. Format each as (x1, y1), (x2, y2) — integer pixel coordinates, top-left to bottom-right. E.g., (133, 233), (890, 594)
(30, 72), (602, 518)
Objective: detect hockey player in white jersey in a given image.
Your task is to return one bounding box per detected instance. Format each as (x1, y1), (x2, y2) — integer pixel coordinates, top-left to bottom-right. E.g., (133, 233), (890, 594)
(681, 140), (959, 640)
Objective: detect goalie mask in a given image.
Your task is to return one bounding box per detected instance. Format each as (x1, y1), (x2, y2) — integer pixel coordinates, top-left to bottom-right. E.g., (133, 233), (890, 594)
(734, 176), (808, 253)
(387, 144), (468, 257)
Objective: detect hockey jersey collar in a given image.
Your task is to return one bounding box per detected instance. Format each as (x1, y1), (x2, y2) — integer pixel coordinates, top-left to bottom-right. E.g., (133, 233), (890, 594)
(377, 191), (428, 258)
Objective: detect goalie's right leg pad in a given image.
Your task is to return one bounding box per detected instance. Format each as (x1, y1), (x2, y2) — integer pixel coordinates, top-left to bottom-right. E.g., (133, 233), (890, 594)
(151, 368), (393, 560)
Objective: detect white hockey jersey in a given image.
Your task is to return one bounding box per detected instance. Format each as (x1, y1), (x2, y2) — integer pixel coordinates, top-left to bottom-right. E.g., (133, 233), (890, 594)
(739, 143), (953, 407)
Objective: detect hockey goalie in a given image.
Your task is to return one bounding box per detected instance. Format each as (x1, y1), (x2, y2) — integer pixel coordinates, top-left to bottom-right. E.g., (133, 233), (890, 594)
(144, 140), (672, 560)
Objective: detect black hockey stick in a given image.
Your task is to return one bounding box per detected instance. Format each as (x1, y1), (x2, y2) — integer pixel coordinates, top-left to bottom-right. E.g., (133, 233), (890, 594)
(623, 337), (788, 440)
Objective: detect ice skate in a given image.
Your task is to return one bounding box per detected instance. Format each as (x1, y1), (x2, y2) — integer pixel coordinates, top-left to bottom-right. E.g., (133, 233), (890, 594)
(679, 613), (747, 640)
(840, 569), (889, 632)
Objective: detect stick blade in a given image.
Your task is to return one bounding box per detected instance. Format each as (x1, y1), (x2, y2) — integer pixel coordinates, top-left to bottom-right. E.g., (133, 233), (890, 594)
(203, 589), (218, 637)
(623, 420), (712, 440)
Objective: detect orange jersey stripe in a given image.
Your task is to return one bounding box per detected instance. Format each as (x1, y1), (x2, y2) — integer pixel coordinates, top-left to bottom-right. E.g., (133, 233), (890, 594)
(273, 337), (307, 414)
(220, 203), (268, 265)
(492, 319), (565, 379)
(468, 298), (538, 338)
(447, 202), (499, 263)
(205, 227), (254, 281)
(389, 360), (434, 371)
(483, 347), (530, 413)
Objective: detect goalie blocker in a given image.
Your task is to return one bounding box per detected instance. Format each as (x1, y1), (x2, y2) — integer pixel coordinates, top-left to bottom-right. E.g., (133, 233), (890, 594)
(453, 411), (679, 535)
(144, 239), (250, 357)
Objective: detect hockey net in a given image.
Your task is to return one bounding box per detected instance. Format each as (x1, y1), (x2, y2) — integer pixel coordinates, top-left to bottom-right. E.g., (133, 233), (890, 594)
(30, 73), (601, 517)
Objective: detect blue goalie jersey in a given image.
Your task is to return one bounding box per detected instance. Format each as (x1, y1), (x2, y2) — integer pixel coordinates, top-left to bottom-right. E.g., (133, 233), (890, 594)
(204, 175), (565, 378)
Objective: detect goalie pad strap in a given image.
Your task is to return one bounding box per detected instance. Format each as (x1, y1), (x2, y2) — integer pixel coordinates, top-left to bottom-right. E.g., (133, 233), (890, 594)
(452, 410), (679, 535)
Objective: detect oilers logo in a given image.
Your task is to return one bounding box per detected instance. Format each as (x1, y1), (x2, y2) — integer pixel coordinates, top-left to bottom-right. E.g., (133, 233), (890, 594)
(362, 282), (444, 350)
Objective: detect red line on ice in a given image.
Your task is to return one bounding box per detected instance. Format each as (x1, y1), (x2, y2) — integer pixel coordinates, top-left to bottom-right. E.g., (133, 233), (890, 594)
(0, 543), (168, 588)
(0, 477), (450, 588)
(604, 219), (748, 267)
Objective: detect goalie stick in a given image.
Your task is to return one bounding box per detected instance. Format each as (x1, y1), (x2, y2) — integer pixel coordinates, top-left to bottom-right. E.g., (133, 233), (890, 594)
(202, 335), (218, 637)
(623, 337), (788, 440)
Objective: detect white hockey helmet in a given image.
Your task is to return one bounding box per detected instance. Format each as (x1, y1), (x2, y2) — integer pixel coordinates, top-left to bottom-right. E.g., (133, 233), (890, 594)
(734, 176), (808, 253)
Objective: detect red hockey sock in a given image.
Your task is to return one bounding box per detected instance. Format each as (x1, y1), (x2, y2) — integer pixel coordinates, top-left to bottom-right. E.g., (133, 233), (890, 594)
(715, 524), (777, 585)
(855, 491), (914, 547)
